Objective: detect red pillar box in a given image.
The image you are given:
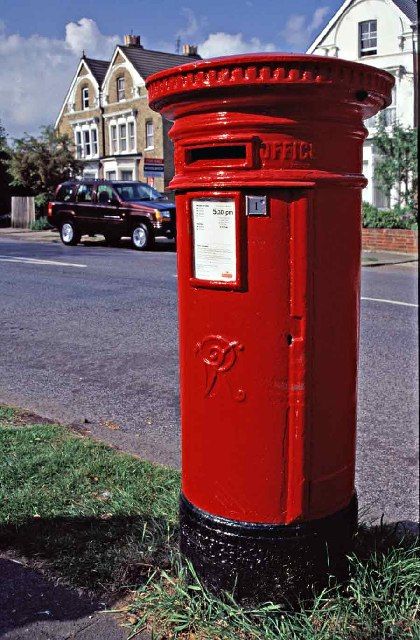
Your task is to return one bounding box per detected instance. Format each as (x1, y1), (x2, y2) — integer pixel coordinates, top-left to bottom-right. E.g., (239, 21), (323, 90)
(147, 55), (393, 602)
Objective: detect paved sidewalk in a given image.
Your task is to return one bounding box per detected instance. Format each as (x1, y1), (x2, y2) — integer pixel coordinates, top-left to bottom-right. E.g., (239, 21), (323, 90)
(362, 250), (418, 267)
(0, 554), (141, 640)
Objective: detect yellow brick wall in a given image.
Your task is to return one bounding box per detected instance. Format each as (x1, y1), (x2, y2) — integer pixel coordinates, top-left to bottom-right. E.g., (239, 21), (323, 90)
(75, 78), (97, 112)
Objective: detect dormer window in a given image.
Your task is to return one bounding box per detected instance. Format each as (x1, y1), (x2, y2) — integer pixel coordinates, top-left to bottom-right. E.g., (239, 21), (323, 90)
(82, 86), (89, 109)
(359, 20), (377, 57)
(117, 76), (125, 101)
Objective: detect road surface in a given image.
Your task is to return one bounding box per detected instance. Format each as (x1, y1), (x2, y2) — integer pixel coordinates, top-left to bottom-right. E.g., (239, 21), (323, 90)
(0, 237), (418, 524)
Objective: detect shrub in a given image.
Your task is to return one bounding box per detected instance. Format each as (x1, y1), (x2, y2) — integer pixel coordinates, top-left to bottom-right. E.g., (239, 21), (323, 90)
(29, 216), (52, 231)
(362, 202), (418, 230)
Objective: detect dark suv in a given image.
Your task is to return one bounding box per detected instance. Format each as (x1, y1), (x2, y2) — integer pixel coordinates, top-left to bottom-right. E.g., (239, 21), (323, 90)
(48, 180), (176, 250)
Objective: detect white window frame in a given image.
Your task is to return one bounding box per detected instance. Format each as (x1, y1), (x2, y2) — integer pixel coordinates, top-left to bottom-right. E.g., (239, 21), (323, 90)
(128, 120), (136, 152)
(110, 123), (118, 154)
(91, 127), (98, 156)
(359, 20), (377, 57)
(117, 76), (125, 101)
(82, 87), (89, 110)
(83, 129), (91, 157)
(75, 130), (83, 159)
(145, 120), (154, 150)
(119, 122), (127, 152)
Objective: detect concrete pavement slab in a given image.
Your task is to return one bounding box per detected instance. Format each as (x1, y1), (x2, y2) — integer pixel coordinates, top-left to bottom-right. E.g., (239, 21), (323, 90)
(0, 555), (138, 640)
(362, 249), (418, 267)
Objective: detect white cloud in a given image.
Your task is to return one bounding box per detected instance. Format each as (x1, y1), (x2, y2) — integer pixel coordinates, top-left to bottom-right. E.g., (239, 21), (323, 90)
(65, 18), (119, 58)
(281, 6), (330, 48)
(176, 8), (200, 39)
(198, 32), (276, 59)
(0, 19), (120, 138)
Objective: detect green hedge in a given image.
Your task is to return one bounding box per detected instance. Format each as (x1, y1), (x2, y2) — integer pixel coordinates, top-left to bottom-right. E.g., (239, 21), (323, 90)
(362, 202), (418, 230)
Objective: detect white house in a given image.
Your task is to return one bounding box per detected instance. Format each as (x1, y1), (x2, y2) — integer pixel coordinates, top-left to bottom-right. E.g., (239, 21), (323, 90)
(307, 0), (418, 207)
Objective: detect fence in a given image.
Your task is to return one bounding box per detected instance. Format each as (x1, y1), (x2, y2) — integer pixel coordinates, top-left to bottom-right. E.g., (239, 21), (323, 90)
(11, 197), (35, 228)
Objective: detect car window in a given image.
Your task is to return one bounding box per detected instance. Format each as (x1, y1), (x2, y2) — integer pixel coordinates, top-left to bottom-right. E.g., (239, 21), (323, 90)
(56, 184), (74, 202)
(77, 184), (94, 203)
(114, 182), (162, 201)
(97, 185), (114, 200)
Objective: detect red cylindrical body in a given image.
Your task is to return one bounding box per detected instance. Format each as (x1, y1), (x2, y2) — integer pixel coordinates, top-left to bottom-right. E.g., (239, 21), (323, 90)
(147, 54), (393, 599)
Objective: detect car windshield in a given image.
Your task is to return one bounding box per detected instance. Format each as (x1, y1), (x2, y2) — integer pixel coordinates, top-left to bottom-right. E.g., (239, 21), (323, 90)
(114, 182), (164, 201)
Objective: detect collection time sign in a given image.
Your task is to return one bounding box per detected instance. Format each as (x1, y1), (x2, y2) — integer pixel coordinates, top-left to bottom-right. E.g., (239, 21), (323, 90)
(191, 199), (237, 283)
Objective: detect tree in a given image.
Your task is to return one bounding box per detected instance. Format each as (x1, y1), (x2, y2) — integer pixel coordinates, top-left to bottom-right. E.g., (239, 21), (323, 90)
(373, 122), (418, 212)
(0, 120), (12, 215)
(6, 126), (82, 210)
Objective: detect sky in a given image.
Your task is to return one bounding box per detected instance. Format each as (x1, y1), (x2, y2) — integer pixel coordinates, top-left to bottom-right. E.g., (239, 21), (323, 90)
(0, 0), (343, 138)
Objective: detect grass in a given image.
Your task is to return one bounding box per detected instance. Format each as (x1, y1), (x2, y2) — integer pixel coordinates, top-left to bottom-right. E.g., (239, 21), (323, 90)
(126, 544), (420, 640)
(0, 405), (179, 595)
(1, 405), (419, 639)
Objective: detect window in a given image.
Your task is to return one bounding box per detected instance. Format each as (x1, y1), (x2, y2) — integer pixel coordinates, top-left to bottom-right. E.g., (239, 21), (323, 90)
(82, 87), (89, 109)
(75, 131), (83, 158)
(119, 123), (127, 151)
(83, 130), (91, 156)
(145, 121), (154, 149)
(76, 184), (94, 202)
(57, 184), (74, 202)
(117, 76), (125, 101)
(359, 20), (377, 57)
(97, 184), (114, 201)
(128, 121), (135, 151)
(110, 125), (117, 153)
(121, 170), (133, 180)
(114, 182), (161, 200)
(106, 171), (117, 180)
(91, 128), (98, 156)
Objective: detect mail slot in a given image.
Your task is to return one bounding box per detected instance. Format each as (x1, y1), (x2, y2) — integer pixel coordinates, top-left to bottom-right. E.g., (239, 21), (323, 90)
(147, 54), (393, 602)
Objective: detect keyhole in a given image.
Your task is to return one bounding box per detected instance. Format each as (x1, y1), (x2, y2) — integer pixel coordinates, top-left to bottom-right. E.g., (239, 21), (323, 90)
(286, 334), (293, 346)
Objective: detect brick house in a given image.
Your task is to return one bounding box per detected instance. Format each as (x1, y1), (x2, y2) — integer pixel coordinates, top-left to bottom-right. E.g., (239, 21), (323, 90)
(55, 36), (200, 191)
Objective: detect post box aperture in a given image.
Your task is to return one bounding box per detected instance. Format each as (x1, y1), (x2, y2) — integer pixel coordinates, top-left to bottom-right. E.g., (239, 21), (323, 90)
(147, 54), (394, 602)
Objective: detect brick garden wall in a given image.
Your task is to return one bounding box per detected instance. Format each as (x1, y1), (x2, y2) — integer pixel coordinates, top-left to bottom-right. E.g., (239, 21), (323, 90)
(362, 228), (418, 254)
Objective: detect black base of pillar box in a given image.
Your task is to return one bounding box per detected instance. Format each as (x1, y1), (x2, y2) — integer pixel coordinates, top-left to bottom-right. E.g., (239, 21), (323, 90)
(179, 493), (358, 604)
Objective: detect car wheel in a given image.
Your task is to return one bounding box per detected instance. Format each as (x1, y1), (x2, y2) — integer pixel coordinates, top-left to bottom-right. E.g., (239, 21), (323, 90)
(104, 233), (121, 247)
(131, 223), (154, 251)
(60, 220), (81, 246)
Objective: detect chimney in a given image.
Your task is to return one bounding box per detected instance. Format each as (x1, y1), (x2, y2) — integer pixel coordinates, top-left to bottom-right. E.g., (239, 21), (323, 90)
(124, 34), (142, 48)
(183, 44), (198, 57)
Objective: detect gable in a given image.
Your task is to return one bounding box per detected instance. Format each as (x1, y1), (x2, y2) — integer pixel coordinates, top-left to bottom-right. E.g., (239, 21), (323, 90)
(114, 52), (126, 66)
(307, 0), (416, 53)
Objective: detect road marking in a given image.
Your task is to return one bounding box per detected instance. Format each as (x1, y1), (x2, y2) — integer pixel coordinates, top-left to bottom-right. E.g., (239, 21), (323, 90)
(0, 255), (86, 268)
(361, 296), (418, 308)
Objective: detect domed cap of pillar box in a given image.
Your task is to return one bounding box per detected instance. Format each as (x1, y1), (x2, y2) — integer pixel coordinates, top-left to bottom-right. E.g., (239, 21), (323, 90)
(146, 53), (394, 122)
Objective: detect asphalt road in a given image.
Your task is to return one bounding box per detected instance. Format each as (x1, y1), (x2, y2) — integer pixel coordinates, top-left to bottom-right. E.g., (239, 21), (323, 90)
(0, 237), (418, 525)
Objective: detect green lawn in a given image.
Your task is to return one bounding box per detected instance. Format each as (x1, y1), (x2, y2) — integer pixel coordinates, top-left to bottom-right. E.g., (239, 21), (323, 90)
(0, 405), (179, 594)
(1, 405), (418, 639)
